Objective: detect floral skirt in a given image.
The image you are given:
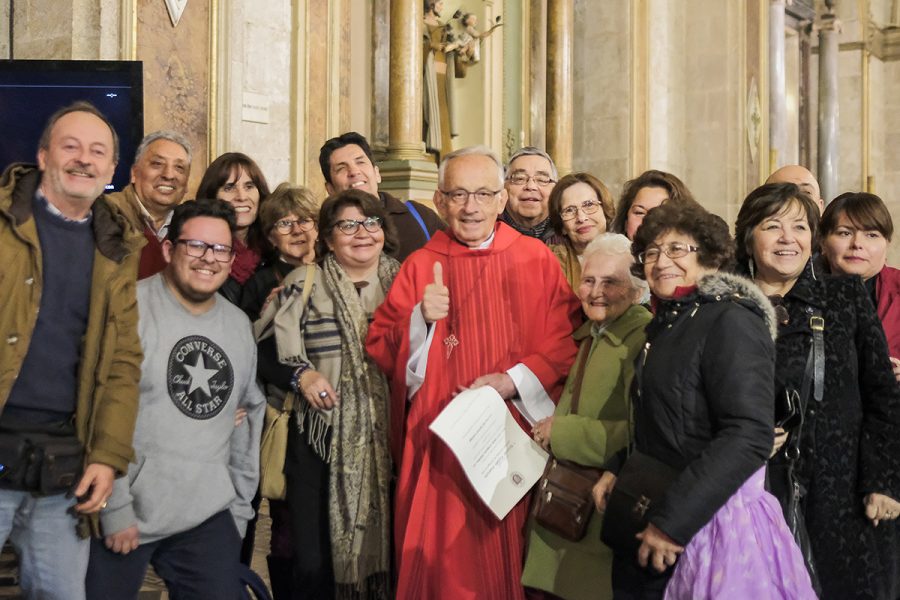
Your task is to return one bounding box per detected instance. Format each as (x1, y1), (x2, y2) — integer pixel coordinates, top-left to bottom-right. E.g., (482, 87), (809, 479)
(664, 467), (817, 600)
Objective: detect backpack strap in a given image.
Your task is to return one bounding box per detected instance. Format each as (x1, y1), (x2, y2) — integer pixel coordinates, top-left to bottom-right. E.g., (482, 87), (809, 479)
(405, 200), (431, 240)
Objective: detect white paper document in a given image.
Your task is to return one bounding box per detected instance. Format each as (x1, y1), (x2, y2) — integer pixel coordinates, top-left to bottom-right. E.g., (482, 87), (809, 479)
(429, 386), (549, 520)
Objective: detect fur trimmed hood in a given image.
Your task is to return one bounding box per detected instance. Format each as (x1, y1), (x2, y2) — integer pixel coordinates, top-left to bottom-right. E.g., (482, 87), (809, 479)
(697, 271), (778, 340)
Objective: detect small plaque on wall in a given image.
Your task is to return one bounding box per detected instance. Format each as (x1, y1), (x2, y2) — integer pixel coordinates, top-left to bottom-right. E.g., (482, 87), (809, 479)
(242, 92), (270, 124)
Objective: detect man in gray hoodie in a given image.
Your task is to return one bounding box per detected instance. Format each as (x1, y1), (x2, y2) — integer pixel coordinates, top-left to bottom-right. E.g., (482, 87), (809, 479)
(85, 198), (265, 599)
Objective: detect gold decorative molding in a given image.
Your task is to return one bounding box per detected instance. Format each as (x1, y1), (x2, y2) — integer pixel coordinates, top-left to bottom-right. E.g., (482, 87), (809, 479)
(290, 0), (310, 188)
(120, 0), (137, 60)
(757, 0), (769, 185)
(859, 0), (869, 190)
(629, 0), (649, 177)
(208, 0), (218, 163)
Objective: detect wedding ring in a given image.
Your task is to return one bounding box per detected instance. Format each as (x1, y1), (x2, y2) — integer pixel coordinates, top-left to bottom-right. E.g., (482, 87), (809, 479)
(318, 391), (328, 399)
(100, 501), (108, 509)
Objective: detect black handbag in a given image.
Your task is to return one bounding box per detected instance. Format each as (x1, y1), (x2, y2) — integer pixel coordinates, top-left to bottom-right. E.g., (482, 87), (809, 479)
(599, 450), (679, 555)
(531, 342), (602, 541)
(599, 340), (680, 555)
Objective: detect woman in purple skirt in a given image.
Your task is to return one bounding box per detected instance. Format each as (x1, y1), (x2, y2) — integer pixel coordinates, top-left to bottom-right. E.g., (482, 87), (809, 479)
(593, 202), (816, 599)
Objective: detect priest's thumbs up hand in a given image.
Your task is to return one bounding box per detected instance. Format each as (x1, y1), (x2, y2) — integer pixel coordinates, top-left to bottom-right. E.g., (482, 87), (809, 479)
(422, 262), (450, 323)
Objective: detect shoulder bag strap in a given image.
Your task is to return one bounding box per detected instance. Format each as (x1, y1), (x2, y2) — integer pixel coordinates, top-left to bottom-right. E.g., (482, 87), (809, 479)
(405, 200), (431, 241)
(786, 308), (824, 460)
(567, 340), (593, 415)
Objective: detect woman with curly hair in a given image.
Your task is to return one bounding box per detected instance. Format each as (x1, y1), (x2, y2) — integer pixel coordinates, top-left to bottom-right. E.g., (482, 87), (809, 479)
(594, 201), (815, 599)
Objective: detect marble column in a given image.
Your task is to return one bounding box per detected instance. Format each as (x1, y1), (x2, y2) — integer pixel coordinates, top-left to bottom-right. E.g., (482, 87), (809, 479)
(386, 0), (425, 160)
(529, 0), (547, 150)
(817, 3), (840, 204)
(380, 0), (438, 204)
(769, 0), (787, 171)
(546, 0), (574, 175)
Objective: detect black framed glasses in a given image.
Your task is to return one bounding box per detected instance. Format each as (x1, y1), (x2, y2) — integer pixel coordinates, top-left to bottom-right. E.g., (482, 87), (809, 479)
(273, 217), (315, 235)
(336, 216), (383, 235)
(174, 239), (234, 262)
(560, 200), (602, 221)
(440, 189), (502, 206)
(506, 173), (555, 187)
(638, 242), (699, 265)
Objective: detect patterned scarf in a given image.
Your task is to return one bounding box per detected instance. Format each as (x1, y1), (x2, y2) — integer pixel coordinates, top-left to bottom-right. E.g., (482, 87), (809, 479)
(323, 253), (397, 598)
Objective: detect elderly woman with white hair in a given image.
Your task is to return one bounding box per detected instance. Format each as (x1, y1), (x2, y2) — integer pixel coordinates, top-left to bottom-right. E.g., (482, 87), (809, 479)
(522, 233), (651, 600)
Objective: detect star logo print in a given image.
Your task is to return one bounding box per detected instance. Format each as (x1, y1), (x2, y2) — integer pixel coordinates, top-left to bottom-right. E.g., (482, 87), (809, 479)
(182, 355), (219, 397)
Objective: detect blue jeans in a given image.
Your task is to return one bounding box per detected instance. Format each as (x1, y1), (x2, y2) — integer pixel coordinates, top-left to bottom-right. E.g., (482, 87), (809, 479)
(0, 489), (88, 600)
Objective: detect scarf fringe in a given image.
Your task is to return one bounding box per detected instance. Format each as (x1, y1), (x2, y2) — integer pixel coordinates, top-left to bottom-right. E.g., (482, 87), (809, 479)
(335, 572), (391, 600)
(296, 401), (333, 463)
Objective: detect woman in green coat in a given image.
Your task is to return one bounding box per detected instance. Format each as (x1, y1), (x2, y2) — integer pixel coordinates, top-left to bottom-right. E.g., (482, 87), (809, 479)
(522, 233), (651, 600)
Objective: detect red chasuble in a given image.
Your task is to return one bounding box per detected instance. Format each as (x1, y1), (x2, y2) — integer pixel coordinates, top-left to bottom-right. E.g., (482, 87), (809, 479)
(367, 223), (582, 599)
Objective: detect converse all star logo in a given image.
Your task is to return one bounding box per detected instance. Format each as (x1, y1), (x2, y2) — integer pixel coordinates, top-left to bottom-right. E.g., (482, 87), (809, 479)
(167, 335), (234, 420)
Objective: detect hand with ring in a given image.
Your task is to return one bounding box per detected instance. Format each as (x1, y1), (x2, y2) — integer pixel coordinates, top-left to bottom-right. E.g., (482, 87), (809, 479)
(299, 369), (339, 410)
(531, 417), (554, 452)
(864, 492), (900, 526)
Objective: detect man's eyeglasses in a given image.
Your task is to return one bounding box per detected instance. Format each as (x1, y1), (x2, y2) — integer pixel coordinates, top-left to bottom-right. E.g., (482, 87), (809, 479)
(174, 239), (235, 262)
(506, 173), (555, 187)
(560, 200), (603, 221)
(273, 217), (315, 235)
(440, 189), (501, 206)
(336, 216), (383, 235)
(638, 242), (700, 265)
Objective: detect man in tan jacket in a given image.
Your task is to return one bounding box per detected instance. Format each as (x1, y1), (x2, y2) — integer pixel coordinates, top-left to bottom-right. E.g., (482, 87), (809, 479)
(0, 101), (143, 600)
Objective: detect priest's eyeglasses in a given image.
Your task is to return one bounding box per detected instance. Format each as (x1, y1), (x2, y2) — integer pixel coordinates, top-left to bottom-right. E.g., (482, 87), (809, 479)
(273, 217), (316, 235)
(560, 200), (603, 221)
(175, 239), (235, 262)
(638, 242), (700, 264)
(336, 216), (383, 235)
(440, 189), (502, 206)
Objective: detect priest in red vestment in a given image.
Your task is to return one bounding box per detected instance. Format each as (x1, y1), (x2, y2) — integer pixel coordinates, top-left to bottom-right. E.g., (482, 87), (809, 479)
(366, 146), (582, 599)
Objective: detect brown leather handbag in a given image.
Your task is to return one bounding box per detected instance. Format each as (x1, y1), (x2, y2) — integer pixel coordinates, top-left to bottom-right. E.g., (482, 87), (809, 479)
(532, 343), (602, 542)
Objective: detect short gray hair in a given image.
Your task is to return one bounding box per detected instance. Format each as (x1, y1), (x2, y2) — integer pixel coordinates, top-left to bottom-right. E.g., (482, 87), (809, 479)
(582, 232), (648, 296)
(134, 130), (193, 164)
(506, 146), (558, 181)
(437, 145), (504, 189)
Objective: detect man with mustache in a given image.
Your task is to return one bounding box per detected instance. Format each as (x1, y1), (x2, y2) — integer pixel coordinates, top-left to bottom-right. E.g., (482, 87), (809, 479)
(0, 101), (143, 599)
(320, 132), (444, 261)
(501, 146), (560, 243)
(107, 130), (193, 279)
(86, 199), (265, 599)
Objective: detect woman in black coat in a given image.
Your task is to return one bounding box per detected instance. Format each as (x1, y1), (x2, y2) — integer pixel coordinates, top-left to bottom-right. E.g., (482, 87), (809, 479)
(594, 202), (815, 599)
(735, 182), (900, 599)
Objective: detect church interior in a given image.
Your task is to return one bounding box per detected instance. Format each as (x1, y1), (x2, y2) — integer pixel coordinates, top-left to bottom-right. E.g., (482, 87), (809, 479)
(1, 0), (899, 249)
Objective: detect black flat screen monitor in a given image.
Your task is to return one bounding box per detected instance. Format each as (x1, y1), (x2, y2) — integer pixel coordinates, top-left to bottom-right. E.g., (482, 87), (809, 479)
(0, 60), (143, 192)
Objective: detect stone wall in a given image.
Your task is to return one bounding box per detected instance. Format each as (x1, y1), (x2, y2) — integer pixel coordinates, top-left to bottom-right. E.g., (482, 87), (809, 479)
(215, 0), (292, 190)
(572, 0), (631, 198)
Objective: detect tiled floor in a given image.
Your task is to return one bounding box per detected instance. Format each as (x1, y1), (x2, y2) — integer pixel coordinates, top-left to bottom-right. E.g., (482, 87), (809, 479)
(0, 501), (274, 599)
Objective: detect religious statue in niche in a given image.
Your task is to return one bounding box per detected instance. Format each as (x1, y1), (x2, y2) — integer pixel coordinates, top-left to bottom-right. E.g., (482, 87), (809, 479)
(423, 1), (502, 160)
